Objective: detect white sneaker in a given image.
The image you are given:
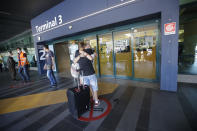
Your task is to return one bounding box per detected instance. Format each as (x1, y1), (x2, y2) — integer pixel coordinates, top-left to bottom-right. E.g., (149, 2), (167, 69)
(94, 100), (100, 107)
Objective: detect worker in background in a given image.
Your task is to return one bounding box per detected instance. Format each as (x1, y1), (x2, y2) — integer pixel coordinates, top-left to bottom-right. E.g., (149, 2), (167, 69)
(7, 51), (16, 81)
(17, 47), (30, 83)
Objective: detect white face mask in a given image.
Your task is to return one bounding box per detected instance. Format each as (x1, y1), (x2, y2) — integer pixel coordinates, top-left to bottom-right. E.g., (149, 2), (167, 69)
(18, 51), (20, 53)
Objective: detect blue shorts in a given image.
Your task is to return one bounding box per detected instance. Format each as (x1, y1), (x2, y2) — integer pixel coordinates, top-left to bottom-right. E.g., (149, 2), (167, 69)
(83, 74), (98, 92)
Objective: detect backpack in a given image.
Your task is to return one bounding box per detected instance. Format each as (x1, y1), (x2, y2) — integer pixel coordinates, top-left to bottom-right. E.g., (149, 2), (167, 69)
(70, 63), (80, 78)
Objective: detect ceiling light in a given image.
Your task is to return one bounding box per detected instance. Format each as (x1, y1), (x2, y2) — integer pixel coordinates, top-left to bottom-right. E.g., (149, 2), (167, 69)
(68, 26), (72, 29)
(37, 36), (41, 41)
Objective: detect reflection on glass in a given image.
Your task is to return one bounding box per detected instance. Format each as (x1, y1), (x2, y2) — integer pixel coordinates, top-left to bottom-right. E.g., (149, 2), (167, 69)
(178, 19), (197, 75)
(68, 40), (78, 63)
(98, 33), (113, 75)
(84, 36), (98, 74)
(113, 30), (132, 76)
(132, 24), (158, 79)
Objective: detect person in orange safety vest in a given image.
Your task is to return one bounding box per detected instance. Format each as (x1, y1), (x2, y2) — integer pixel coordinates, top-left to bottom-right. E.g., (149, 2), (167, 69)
(17, 47), (30, 82)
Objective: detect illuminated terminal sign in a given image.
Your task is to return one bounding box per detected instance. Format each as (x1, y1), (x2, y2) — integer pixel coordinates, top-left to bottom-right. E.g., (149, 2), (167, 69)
(35, 15), (63, 33)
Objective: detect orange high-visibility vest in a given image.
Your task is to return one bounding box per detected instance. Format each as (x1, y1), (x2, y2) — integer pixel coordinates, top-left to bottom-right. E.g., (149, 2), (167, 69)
(18, 52), (29, 66)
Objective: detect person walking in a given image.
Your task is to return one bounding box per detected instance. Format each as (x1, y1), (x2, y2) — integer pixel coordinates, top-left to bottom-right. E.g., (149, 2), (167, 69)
(43, 45), (57, 88)
(17, 47), (30, 82)
(74, 42), (100, 106)
(7, 51), (16, 80)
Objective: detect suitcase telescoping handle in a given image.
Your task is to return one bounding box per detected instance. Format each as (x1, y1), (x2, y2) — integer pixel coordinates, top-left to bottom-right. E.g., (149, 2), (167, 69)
(81, 70), (86, 90)
(75, 70), (85, 92)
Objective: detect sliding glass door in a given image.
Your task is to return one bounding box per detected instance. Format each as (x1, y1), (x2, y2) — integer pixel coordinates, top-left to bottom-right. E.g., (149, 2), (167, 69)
(131, 24), (158, 79)
(98, 33), (114, 76)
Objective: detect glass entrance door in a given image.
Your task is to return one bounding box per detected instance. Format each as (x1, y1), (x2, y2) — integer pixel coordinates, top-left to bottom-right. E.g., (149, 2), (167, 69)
(113, 30), (132, 77)
(131, 24), (158, 79)
(98, 33), (114, 76)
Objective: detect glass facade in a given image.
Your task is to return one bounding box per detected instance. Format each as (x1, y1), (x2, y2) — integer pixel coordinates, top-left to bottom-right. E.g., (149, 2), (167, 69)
(178, 3), (197, 75)
(0, 31), (36, 67)
(57, 20), (160, 81)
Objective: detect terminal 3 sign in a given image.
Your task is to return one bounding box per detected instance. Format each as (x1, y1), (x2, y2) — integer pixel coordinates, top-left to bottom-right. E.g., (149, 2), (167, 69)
(32, 0), (139, 37)
(35, 15), (63, 33)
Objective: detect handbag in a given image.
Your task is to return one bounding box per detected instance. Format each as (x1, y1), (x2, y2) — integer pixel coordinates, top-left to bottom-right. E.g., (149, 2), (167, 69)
(44, 64), (52, 70)
(70, 63), (80, 78)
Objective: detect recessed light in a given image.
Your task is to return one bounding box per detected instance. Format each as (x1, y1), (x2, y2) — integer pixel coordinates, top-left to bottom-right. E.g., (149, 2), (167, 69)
(69, 26), (72, 29)
(37, 36), (41, 41)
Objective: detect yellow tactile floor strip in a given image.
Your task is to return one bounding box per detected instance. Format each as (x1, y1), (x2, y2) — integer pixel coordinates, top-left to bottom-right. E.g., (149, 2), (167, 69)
(0, 82), (118, 115)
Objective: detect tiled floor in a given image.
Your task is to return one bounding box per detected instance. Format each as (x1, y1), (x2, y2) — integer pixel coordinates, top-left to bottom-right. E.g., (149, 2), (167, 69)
(0, 71), (197, 131)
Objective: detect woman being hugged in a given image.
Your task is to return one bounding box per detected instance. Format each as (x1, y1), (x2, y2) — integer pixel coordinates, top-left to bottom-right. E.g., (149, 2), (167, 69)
(74, 42), (100, 106)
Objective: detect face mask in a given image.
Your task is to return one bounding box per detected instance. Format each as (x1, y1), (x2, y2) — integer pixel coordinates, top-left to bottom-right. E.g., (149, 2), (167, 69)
(18, 51), (20, 53)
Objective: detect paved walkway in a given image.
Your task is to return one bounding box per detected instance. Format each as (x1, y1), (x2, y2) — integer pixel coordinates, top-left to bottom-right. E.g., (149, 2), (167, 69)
(0, 71), (196, 131)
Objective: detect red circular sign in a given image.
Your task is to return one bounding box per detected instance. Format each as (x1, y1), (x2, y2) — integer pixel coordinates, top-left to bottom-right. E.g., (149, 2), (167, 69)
(79, 98), (112, 121)
(165, 24), (175, 32)
(164, 22), (176, 35)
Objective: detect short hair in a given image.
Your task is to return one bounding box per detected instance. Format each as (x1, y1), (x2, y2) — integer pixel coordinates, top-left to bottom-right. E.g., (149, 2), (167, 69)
(43, 45), (49, 49)
(17, 47), (21, 50)
(79, 42), (86, 49)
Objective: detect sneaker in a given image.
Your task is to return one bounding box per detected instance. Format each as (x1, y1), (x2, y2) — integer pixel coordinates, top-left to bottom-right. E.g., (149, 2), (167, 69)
(94, 100), (100, 107)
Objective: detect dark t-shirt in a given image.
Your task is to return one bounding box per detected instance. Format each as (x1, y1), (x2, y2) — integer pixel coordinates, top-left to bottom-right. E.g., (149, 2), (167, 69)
(45, 50), (54, 65)
(75, 50), (95, 76)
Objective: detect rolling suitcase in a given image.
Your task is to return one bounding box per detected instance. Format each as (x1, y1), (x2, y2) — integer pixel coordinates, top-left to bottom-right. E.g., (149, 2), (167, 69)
(67, 71), (90, 119)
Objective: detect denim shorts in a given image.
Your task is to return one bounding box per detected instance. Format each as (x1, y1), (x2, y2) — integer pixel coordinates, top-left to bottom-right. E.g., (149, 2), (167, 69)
(83, 74), (98, 92)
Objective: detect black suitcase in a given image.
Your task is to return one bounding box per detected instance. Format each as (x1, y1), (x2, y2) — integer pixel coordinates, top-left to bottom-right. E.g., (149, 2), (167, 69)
(67, 85), (90, 119)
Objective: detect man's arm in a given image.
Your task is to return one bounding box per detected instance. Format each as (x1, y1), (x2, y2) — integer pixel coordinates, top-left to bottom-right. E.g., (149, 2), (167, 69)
(52, 57), (55, 68)
(50, 51), (55, 70)
(73, 50), (80, 64)
(83, 51), (93, 61)
(23, 53), (27, 67)
(73, 55), (81, 64)
(24, 58), (27, 65)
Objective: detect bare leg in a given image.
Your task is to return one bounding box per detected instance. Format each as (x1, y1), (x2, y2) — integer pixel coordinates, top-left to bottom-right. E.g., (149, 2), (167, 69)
(90, 86), (94, 100)
(94, 91), (100, 106)
(94, 91), (98, 102)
